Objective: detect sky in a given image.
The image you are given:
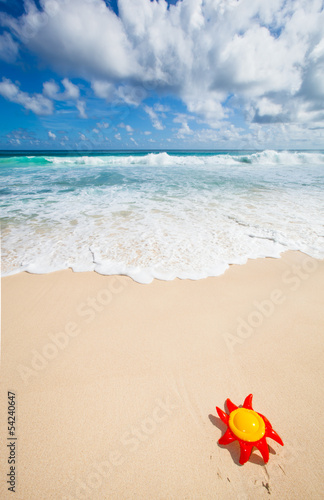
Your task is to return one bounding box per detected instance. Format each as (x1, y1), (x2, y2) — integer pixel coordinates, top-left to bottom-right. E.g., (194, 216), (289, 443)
(0, 0), (323, 150)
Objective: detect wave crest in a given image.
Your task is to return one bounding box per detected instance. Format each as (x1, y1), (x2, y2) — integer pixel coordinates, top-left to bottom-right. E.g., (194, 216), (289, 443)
(1, 150), (324, 168)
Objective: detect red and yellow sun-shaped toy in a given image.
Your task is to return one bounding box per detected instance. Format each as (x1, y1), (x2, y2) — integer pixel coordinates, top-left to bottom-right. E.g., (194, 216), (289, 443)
(216, 394), (283, 465)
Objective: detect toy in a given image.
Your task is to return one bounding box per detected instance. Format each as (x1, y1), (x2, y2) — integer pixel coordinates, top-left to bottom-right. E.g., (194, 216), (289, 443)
(216, 394), (283, 465)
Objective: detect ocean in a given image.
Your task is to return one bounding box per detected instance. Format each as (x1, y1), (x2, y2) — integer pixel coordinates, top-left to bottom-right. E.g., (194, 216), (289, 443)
(1, 150), (323, 283)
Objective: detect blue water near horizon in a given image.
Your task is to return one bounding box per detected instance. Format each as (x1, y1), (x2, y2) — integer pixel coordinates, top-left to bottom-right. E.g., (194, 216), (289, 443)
(1, 149), (324, 283)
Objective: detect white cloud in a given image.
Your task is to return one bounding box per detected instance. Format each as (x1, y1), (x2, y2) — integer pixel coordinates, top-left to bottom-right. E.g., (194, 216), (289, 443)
(0, 76), (82, 117)
(3, 0), (137, 80)
(173, 113), (194, 138)
(130, 136), (138, 145)
(194, 124), (246, 146)
(43, 78), (83, 118)
(119, 123), (133, 133)
(91, 80), (114, 100)
(43, 78), (80, 100)
(114, 84), (146, 106)
(92, 80), (146, 105)
(6, 127), (35, 145)
(76, 100), (87, 118)
(0, 77), (53, 115)
(61, 78), (80, 99)
(115, 132), (121, 140)
(256, 99), (283, 117)
(144, 131), (151, 135)
(2, 0), (324, 130)
(79, 133), (87, 141)
(43, 80), (60, 99)
(153, 104), (170, 113)
(97, 121), (109, 129)
(0, 32), (18, 62)
(48, 130), (56, 139)
(144, 105), (164, 130)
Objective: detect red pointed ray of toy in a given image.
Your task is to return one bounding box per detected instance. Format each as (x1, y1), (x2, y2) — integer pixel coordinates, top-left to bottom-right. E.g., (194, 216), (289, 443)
(216, 406), (229, 424)
(266, 428), (284, 446)
(226, 398), (238, 413)
(219, 428), (237, 445)
(239, 441), (254, 465)
(243, 393), (253, 409)
(254, 437), (270, 463)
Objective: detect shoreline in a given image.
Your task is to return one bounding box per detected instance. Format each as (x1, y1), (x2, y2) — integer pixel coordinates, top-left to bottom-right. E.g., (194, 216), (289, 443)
(1, 250), (324, 498)
(2, 249), (323, 283)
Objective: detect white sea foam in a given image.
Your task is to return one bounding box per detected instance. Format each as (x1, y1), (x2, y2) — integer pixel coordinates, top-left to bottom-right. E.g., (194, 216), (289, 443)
(34, 150), (324, 168)
(1, 151), (324, 282)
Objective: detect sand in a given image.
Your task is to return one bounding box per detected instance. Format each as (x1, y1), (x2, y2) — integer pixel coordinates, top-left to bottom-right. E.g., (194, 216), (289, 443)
(1, 250), (324, 499)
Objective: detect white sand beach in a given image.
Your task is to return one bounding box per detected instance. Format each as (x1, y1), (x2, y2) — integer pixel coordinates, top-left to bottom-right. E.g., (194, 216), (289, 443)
(1, 251), (324, 499)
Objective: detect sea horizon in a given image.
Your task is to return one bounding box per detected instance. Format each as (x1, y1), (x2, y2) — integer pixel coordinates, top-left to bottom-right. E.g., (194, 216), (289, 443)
(1, 148), (324, 154)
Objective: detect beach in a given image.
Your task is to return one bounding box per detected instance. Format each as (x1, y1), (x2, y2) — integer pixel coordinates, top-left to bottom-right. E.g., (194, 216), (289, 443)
(1, 250), (324, 499)
(1, 0), (324, 497)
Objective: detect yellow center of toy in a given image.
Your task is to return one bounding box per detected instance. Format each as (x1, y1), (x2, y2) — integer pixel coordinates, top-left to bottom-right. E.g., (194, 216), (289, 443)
(228, 408), (265, 442)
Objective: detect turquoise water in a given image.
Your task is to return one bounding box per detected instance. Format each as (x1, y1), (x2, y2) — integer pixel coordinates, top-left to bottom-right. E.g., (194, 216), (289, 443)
(1, 150), (323, 282)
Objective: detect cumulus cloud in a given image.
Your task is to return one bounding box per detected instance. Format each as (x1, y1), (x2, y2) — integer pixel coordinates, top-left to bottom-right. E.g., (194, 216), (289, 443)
(76, 100), (87, 118)
(2, 0), (137, 79)
(0, 31), (19, 62)
(97, 121), (109, 128)
(173, 113), (194, 138)
(114, 84), (146, 105)
(119, 122), (133, 133)
(43, 78), (80, 100)
(154, 104), (170, 113)
(0, 77), (53, 115)
(91, 80), (114, 100)
(1, 0), (324, 127)
(91, 80), (146, 105)
(144, 105), (164, 130)
(0, 76), (83, 117)
(6, 127), (36, 145)
(48, 130), (56, 139)
(43, 77), (83, 117)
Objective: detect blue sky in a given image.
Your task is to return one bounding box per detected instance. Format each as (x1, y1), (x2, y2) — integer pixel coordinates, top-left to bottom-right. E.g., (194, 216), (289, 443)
(0, 0), (323, 150)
